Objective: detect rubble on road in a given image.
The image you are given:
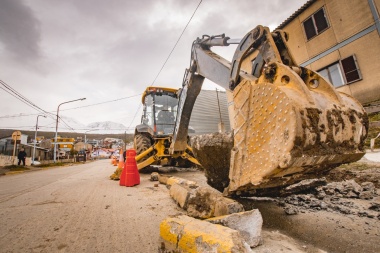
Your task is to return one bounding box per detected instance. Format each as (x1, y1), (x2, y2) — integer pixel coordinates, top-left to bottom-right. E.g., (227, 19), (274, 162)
(280, 178), (327, 196)
(279, 179), (380, 219)
(168, 180), (243, 219)
(159, 175), (263, 251)
(150, 172), (159, 181)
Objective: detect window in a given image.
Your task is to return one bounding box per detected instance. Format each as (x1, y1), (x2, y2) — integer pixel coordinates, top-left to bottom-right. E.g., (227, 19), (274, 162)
(317, 55), (362, 87)
(341, 56), (361, 84)
(303, 8), (329, 40)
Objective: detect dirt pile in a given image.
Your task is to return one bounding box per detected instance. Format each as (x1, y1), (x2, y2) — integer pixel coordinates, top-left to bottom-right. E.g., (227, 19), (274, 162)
(191, 132), (233, 192)
(279, 179), (380, 219)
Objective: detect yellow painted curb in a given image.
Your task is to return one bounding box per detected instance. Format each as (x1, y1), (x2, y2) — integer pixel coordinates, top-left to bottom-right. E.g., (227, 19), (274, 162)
(166, 177), (197, 188)
(159, 215), (250, 252)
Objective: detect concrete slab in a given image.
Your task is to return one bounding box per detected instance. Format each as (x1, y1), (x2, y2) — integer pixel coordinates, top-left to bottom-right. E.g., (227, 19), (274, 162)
(169, 183), (191, 209)
(207, 210), (263, 248)
(159, 215), (252, 253)
(186, 186), (244, 219)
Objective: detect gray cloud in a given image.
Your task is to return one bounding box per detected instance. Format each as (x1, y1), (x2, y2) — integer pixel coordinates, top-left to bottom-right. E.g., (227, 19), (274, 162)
(0, 0), (41, 63)
(0, 0), (307, 132)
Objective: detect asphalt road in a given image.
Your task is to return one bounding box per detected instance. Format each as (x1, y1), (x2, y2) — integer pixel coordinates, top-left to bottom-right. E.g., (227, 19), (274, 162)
(0, 160), (184, 253)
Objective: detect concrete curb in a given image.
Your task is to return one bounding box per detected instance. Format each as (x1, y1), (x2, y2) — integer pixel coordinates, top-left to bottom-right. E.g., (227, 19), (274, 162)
(169, 181), (244, 219)
(166, 176), (198, 188)
(159, 215), (252, 253)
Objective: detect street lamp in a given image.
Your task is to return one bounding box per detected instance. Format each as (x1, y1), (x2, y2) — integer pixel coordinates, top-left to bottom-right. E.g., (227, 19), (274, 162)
(54, 98), (86, 163)
(32, 114), (47, 165)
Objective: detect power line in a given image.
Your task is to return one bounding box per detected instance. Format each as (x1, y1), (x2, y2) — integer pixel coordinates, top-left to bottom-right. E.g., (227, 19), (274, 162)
(61, 93), (142, 111)
(128, 0), (203, 131)
(0, 80), (51, 117)
(150, 0), (203, 86)
(0, 93), (143, 119)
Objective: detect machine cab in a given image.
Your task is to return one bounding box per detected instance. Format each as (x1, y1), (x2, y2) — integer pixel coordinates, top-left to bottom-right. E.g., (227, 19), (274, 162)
(141, 87), (178, 136)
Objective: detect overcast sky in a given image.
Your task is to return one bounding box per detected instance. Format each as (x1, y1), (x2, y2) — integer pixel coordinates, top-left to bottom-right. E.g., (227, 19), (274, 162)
(0, 0), (307, 134)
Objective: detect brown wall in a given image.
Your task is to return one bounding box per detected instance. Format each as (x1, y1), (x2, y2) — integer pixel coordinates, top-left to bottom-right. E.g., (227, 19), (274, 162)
(281, 0), (380, 105)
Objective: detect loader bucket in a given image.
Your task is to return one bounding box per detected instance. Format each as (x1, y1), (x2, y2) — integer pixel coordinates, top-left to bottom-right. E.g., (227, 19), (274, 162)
(225, 62), (368, 197)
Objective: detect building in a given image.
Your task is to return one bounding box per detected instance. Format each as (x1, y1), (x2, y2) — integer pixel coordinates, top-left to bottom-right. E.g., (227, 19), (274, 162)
(190, 89), (231, 134)
(51, 137), (75, 152)
(277, 0), (380, 110)
(0, 134), (28, 156)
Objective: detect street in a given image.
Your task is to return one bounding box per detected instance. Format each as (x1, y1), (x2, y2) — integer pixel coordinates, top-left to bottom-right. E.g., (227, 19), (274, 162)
(1, 158), (380, 253)
(0, 160), (184, 253)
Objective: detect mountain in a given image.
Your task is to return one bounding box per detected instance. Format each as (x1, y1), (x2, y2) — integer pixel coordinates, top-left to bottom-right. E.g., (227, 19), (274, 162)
(0, 114), (128, 135)
(87, 121), (128, 134)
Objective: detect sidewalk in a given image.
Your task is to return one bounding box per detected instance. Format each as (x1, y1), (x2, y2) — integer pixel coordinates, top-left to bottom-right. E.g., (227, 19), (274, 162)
(363, 149), (380, 163)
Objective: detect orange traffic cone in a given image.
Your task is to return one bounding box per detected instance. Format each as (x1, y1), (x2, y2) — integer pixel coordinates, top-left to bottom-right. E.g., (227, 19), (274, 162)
(124, 149), (140, 187)
(118, 150), (124, 169)
(119, 163), (127, 187)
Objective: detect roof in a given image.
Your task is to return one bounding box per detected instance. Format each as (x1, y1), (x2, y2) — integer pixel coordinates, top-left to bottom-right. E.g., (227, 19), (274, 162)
(276, 0), (317, 30)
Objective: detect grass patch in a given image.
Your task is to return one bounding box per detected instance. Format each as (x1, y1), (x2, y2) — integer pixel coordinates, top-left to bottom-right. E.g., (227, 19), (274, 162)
(368, 112), (380, 122)
(4, 165), (30, 171)
(35, 162), (67, 168)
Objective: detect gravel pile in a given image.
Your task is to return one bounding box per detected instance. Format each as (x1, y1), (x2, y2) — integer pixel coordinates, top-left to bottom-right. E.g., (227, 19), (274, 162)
(280, 179), (380, 219)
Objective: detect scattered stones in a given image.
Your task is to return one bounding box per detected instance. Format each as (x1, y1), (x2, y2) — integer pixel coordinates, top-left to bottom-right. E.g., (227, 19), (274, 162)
(280, 178), (327, 196)
(361, 182), (376, 192)
(150, 172), (159, 181)
(359, 191), (374, 200)
(284, 205), (299, 215)
(369, 202), (380, 211)
(281, 179), (379, 218)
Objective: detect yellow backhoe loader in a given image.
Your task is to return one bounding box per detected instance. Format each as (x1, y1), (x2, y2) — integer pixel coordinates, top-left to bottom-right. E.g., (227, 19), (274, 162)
(168, 25), (368, 197)
(134, 87), (200, 170)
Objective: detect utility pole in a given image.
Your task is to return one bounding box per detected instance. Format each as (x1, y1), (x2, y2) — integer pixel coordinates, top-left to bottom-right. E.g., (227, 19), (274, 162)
(32, 115), (46, 165)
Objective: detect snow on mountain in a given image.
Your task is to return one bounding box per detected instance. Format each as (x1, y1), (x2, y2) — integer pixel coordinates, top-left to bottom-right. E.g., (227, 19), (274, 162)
(86, 121), (127, 134)
(59, 115), (88, 132)
(0, 114), (127, 134)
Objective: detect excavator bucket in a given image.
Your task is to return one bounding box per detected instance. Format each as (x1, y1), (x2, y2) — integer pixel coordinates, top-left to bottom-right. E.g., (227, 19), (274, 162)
(170, 25), (368, 197)
(226, 62), (368, 196)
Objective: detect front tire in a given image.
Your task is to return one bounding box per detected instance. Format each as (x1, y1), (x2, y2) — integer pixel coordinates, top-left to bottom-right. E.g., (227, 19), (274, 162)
(134, 133), (152, 158)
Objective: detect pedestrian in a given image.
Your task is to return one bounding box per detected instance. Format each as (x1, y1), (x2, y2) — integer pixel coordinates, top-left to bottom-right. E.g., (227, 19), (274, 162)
(123, 150), (126, 162)
(18, 148), (27, 166)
